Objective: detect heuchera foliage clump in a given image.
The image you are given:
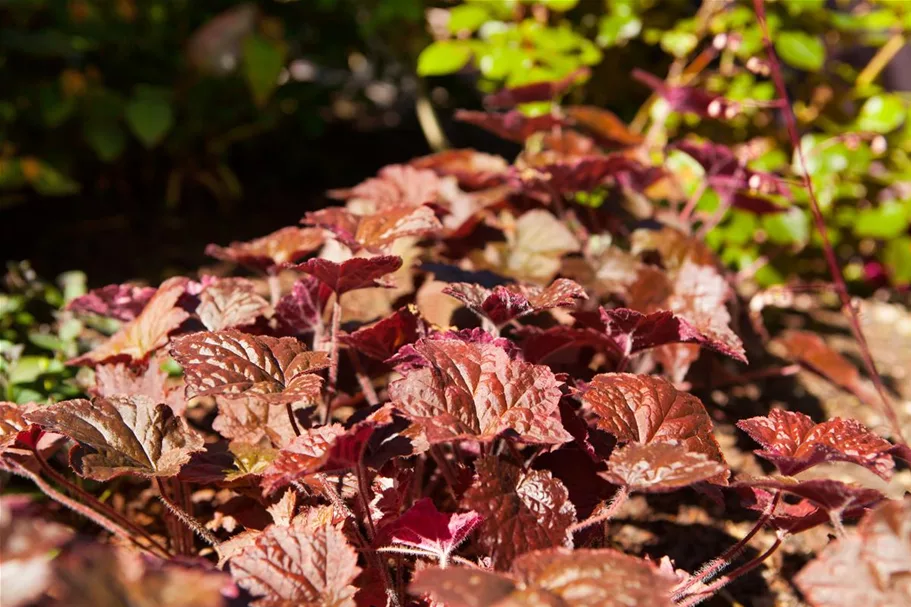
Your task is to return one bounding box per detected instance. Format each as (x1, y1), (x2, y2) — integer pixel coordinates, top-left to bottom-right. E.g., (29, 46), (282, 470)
(2, 11), (910, 607)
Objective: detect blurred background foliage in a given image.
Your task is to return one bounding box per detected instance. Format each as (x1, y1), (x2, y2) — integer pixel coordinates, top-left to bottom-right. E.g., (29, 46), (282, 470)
(1, 0), (910, 403)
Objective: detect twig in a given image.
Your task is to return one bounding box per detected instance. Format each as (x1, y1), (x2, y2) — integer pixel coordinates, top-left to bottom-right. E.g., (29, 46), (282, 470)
(156, 478), (220, 549)
(568, 486), (629, 533)
(856, 33), (906, 87)
(753, 0), (907, 445)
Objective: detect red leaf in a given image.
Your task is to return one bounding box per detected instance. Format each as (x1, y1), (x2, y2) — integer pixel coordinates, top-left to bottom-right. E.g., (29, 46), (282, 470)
(483, 68), (589, 108)
(205, 226), (325, 274)
(455, 110), (566, 143)
(69, 277), (190, 366)
(564, 105), (645, 148)
(229, 519), (361, 607)
(410, 149), (509, 190)
(92, 362), (186, 415)
(0, 402), (33, 454)
(26, 395), (204, 480)
(196, 277), (270, 331)
(212, 396), (309, 446)
(339, 306), (427, 362)
(328, 164), (441, 212)
(775, 330), (869, 395)
(260, 424), (346, 493)
(303, 205), (441, 253)
(513, 155), (655, 198)
(736, 476), (883, 514)
(292, 255), (403, 295)
(598, 307), (747, 362)
(444, 278), (587, 326)
(66, 283), (156, 321)
(795, 498), (911, 607)
(602, 442), (729, 493)
(633, 69), (742, 120)
(170, 330), (329, 405)
(380, 498), (481, 564)
(388, 338), (570, 445)
(413, 547), (677, 607)
(582, 373), (727, 467)
(274, 276), (331, 334)
(736, 409), (894, 479)
(462, 457), (576, 570)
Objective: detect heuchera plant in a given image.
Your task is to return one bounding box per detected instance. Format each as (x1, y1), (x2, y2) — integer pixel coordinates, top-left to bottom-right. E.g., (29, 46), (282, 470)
(2, 3), (910, 606)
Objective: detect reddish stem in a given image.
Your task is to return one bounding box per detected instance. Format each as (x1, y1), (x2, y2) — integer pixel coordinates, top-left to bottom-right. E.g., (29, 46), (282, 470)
(286, 401), (302, 437)
(568, 486), (629, 533)
(678, 536), (784, 607)
(348, 349), (379, 406)
(753, 0), (906, 445)
(323, 298), (342, 424)
(355, 463), (377, 541)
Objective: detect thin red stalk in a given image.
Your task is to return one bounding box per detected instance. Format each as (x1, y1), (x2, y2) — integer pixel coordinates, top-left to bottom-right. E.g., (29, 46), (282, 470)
(355, 463), (378, 541)
(31, 449), (171, 557)
(679, 181), (708, 223)
(568, 486), (629, 533)
(752, 0), (906, 444)
(429, 446), (460, 496)
(323, 298), (342, 424)
(348, 349), (379, 406)
(677, 536), (784, 607)
(674, 490), (781, 599)
(8, 460), (166, 558)
(285, 402), (302, 437)
(155, 478), (220, 549)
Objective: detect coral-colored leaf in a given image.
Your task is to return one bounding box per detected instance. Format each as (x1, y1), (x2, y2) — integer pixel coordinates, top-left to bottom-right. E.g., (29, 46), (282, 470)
(328, 164), (440, 213)
(292, 255), (403, 295)
(599, 307), (746, 362)
(389, 338), (570, 445)
(69, 277), (190, 366)
(260, 424), (346, 493)
(462, 457), (576, 570)
(602, 442), (728, 493)
(443, 278), (587, 326)
(775, 330), (868, 395)
(26, 395), (204, 480)
(212, 396), (308, 446)
(0, 402), (32, 454)
(197, 277), (270, 331)
(171, 330), (328, 405)
(582, 373), (725, 465)
(410, 149), (509, 190)
(736, 409), (894, 479)
(66, 283), (156, 321)
(229, 519), (361, 607)
(564, 105), (645, 148)
(205, 226), (324, 274)
(274, 276), (331, 334)
(339, 306), (427, 362)
(795, 498), (911, 607)
(455, 110), (566, 143)
(381, 498), (481, 563)
(413, 547), (677, 607)
(304, 205), (441, 253)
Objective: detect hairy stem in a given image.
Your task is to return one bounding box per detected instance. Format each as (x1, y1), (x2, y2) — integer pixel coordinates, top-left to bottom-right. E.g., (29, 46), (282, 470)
(677, 536), (784, 607)
(323, 298), (343, 424)
(286, 401), (302, 437)
(156, 478), (220, 549)
(569, 486), (629, 533)
(31, 450), (171, 557)
(753, 0), (906, 445)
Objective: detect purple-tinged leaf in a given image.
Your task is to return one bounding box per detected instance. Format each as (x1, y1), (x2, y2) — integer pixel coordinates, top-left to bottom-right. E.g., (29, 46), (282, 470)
(66, 283), (156, 321)
(633, 69), (742, 120)
(563, 105), (645, 148)
(292, 255), (403, 295)
(483, 68), (589, 108)
(274, 276), (331, 334)
(455, 110), (567, 143)
(339, 305), (427, 362)
(444, 278), (587, 326)
(380, 498), (481, 564)
(736, 476), (883, 514)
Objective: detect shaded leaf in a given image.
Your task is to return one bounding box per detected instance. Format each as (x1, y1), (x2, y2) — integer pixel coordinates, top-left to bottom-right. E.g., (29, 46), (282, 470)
(69, 277), (190, 366)
(737, 409), (894, 479)
(583, 373), (726, 465)
(483, 68), (589, 108)
(736, 476), (883, 514)
(410, 149), (509, 190)
(212, 396), (309, 447)
(564, 105), (644, 148)
(171, 330), (328, 405)
(229, 519), (361, 607)
(389, 338), (570, 445)
(603, 441), (728, 493)
(26, 395), (204, 480)
(66, 283), (156, 321)
(339, 305), (427, 362)
(463, 457), (576, 570)
(443, 278), (587, 326)
(292, 256), (403, 295)
(205, 227), (325, 274)
(455, 110), (567, 144)
(274, 276), (331, 334)
(197, 277), (270, 331)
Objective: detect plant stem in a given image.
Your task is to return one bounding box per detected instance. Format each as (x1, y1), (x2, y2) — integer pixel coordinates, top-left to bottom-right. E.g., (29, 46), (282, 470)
(568, 486), (629, 533)
(323, 298), (342, 424)
(677, 536), (784, 607)
(155, 478), (220, 549)
(753, 0), (906, 446)
(430, 446), (460, 496)
(267, 273), (282, 307)
(355, 463), (377, 541)
(286, 401), (302, 437)
(31, 450), (171, 557)
(348, 349), (379, 406)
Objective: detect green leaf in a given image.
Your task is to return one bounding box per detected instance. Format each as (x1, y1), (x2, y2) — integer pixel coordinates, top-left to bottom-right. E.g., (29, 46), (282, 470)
(535, 0), (579, 11)
(84, 118), (126, 161)
(775, 31), (825, 71)
(597, 11), (642, 47)
(854, 201), (909, 239)
(884, 236), (911, 284)
(763, 207), (809, 245)
(417, 40), (472, 76)
(8, 356), (63, 384)
(30, 162), (80, 196)
(448, 4), (489, 33)
(660, 30), (698, 58)
(243, 35), (286, 107)
(125, 88), (174, 148)
(856, 94), (906, 133)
